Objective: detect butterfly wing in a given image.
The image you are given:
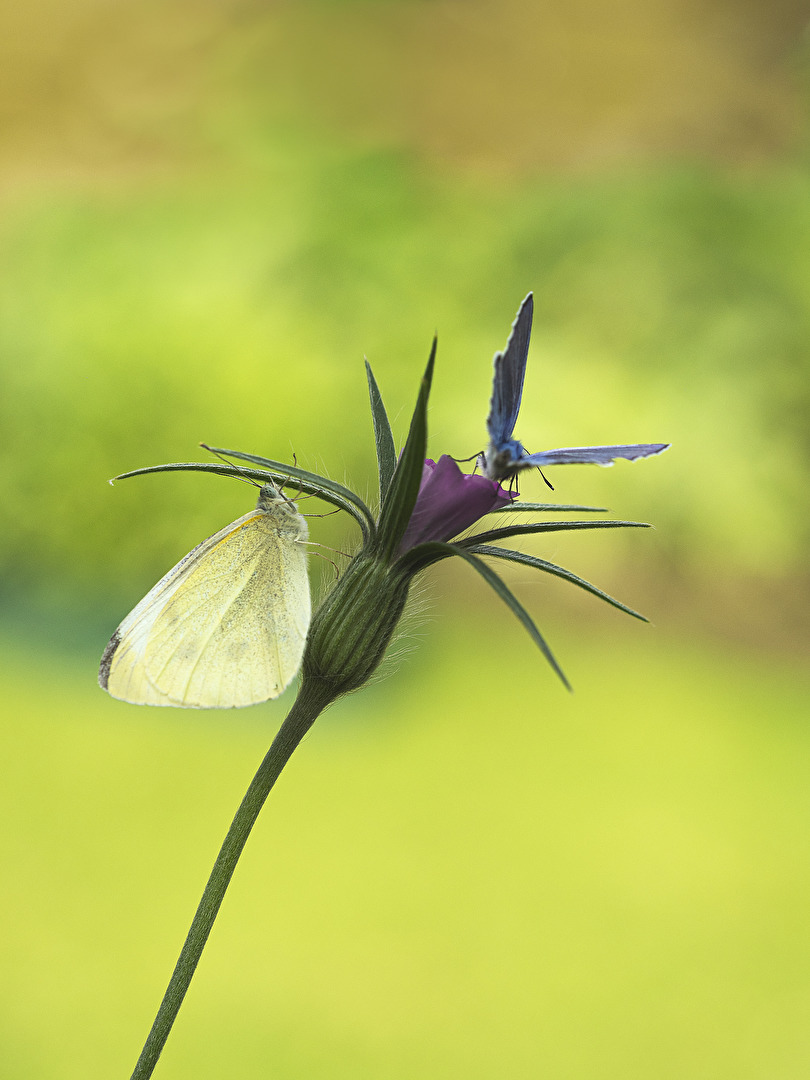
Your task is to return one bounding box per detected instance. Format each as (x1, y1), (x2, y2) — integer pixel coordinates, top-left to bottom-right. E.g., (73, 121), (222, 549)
(99, 524), (232, 707)
(486, 293), (534, 447)
(100, 506), (310, 708)
(144, 510), (310, 707)
(519, 443), (670, 468)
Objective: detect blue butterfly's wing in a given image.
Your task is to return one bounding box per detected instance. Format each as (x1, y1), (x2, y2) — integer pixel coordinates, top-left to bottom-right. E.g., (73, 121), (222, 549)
(487, 293), (534, 447)
(520, 443), (670, 468)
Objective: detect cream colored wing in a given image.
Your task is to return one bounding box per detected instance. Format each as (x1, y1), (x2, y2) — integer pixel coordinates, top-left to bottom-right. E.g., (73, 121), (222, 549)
(100, 506), (310, 708)
(99, 517), (241, 706)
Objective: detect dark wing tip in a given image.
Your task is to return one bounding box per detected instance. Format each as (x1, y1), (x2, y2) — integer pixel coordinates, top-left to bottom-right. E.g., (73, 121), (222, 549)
(98, 630), (121, 689)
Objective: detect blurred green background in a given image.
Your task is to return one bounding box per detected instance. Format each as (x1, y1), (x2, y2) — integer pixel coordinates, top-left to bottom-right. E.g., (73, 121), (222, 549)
(2, 1), (809, 1077)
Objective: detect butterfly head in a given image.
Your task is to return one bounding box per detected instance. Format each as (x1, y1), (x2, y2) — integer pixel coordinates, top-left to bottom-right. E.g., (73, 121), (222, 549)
(480, 438), (526, 482)
(256, 483), (284, 506)
(256, 484), (307, 534)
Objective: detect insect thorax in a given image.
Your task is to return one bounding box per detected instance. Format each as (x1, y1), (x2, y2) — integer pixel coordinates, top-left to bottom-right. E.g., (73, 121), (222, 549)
(486, 439), (524, 480)
(256, 484), (308, 539)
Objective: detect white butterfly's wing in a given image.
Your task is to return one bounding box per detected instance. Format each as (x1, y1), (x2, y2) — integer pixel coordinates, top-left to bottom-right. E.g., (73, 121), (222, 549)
(144, 511), (310, 707)
(100, 507), (310, 709)
(99, 521), (238, 707)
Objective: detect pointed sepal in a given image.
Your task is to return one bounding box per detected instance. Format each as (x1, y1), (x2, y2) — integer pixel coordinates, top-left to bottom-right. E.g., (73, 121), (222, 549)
(375, 338), (436, 561)
(365, 360), (397, 507)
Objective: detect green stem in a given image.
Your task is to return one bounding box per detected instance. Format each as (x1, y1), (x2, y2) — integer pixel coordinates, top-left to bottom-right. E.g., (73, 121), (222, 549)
(129, 677), (335, 1080)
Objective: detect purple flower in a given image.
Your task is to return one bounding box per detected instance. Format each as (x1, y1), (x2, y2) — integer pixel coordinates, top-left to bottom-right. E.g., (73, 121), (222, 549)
(397, 455), (515, 555)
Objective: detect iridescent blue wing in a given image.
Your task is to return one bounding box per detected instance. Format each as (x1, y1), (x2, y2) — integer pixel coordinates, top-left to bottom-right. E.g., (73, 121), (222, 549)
(520, 443), (670, 468)
(486, 293), (534, 446)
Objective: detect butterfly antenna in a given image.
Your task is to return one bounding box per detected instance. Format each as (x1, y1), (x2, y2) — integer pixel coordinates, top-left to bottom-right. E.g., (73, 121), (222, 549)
(273, 481), (303, 511)
(536, 466), (554, 491)
(199, 443), (261, 489)
(270, 470), (306, 510)
(280, 451), (311, 507)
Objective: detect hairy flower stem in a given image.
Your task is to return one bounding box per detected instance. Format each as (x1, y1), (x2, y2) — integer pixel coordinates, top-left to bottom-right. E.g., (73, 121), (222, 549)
(129, 677), (336, 1080)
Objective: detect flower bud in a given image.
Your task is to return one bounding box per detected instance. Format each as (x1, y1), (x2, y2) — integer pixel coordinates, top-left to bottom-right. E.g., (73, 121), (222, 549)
(301, 554), (411, 698)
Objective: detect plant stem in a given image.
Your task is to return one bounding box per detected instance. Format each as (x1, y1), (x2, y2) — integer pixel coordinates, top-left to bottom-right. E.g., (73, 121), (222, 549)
(129, 677), (334, 1080)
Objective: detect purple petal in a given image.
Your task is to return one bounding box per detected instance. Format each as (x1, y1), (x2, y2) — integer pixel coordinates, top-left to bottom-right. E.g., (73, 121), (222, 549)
(397, 455), (515, 555)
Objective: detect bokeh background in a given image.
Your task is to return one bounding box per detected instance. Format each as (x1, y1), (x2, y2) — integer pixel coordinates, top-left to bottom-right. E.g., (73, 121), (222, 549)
(2, 1), (809, 1077)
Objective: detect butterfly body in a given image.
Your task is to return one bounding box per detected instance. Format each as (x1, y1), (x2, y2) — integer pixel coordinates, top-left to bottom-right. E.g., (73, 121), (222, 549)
(481, 293), (669, 482)
(478, 438), (528, 483)
(99, 484), (311, 709)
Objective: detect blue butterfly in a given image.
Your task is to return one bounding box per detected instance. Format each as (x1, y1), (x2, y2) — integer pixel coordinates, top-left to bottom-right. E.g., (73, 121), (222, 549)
(480, 293), (670, 482)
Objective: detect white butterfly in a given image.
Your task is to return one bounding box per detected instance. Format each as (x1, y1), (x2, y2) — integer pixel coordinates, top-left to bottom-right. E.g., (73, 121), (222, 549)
(99, 484), (311, 708)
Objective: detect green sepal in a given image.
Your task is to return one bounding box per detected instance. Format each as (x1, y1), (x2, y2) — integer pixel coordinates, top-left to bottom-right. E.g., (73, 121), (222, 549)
(112, 460), (374, 540)
(401, 541), (570, 689)
(365, 360), (397, 507)
(460, 519), (650, 546)
(201, 447), (376, 538)
(467, 544), (648, 621)
(491, 502), (608, 514)
(374, 338), (436, 561)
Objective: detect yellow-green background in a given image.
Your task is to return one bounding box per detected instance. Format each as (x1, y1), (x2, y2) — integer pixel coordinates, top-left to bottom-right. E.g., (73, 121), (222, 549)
(2, 2), (809, 1077)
